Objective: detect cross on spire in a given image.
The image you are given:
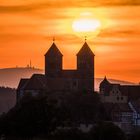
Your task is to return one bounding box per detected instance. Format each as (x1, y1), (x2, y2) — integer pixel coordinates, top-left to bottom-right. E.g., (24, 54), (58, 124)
(85, 36), (87, 42)
(53, 37), (55, 42)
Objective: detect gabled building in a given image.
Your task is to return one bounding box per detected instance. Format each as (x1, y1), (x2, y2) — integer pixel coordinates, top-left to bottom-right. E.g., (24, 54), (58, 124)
(103, 103), (133, 133)
(100, 77), (140, 133)
(99, 77), (140, 102)
(111, 103), (133, 133)
(100, 77), (128, 103)
(129, 100), (140, 127)
(17, 41), (95, 102)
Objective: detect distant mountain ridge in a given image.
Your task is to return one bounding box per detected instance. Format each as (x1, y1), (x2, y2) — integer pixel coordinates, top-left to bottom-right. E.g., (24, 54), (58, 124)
(0, 67), (135, 90)
(0, 67), (44, 88)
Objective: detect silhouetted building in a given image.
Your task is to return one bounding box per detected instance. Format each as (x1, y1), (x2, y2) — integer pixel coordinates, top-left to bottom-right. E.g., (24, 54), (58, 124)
(100, 77), (140, 133)
(100, 77), (140, 101)
(17, 41), (95, 101)
(103, 102), (133, 133)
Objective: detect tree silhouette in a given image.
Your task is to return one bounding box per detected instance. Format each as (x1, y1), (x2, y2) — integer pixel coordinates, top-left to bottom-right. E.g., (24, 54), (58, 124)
(0, 95), (59, 139)
(89, 122), (126, 140)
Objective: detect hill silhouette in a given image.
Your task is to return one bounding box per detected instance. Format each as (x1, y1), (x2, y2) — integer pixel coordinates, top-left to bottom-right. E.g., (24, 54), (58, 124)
(0, 67), (44, 88)
(0, 67), (135, 90)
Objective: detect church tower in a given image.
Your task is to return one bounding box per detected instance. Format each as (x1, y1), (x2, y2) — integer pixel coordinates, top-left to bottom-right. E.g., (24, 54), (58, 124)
(77, 41), (95, 92)
(45, 42), (63, 77)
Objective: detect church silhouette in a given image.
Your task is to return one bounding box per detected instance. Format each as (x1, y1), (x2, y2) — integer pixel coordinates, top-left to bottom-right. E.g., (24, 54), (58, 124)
(17, 41), (95, 101)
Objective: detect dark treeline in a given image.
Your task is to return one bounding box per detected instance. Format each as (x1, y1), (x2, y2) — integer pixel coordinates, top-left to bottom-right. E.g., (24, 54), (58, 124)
(0, 92), (139, 140)
(0, 87), (16, 94)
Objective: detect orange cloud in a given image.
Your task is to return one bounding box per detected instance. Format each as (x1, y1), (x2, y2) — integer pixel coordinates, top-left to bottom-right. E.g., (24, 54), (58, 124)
(0, 1), (140, 83)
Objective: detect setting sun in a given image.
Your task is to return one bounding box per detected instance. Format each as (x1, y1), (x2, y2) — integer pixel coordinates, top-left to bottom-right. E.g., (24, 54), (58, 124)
(72, 18), (101, 32)
(71, 11), (102, 38)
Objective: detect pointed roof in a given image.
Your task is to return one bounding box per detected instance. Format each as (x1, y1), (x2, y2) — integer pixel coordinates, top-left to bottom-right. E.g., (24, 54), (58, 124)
(100, 76), (110, 87)
(45, 42), (63, 57)
(77, 42), (95, 56)
(104, 76), (108, 81)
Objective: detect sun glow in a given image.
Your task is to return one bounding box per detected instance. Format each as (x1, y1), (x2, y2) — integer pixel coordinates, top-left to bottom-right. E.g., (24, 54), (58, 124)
(72, 18), (101, 32)
(71, 11), (102, 38)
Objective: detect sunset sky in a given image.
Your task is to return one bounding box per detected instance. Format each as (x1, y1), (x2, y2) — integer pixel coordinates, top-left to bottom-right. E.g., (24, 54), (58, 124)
(0, 0), (140, 83)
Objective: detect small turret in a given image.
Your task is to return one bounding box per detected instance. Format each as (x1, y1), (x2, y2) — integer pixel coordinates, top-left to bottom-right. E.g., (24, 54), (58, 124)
(100, 76), (110, 87)
(99, 76), (111, 95)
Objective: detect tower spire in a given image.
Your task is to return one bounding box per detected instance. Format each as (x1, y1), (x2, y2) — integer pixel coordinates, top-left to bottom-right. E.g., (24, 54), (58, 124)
(45, 39), (63, 76)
